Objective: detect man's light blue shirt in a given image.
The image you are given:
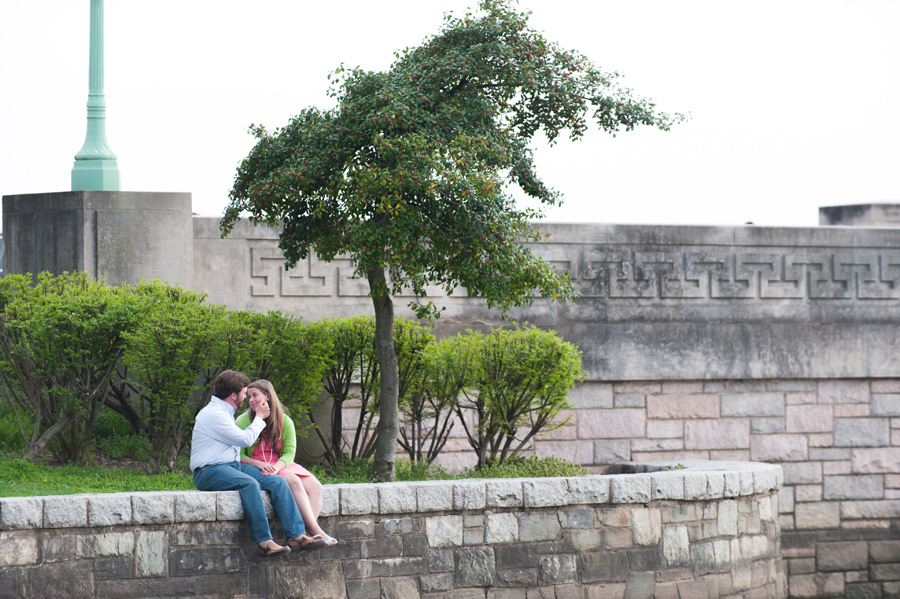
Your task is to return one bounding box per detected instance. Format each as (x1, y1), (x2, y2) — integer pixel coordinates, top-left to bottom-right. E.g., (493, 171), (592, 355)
(190, 395), (265, 473)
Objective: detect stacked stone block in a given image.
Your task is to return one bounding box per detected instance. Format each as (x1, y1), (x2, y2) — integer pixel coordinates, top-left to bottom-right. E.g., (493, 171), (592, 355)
(0, 462), (781, 599)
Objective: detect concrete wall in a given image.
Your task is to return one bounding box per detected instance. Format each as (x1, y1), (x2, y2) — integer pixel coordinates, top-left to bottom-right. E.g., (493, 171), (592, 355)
(0, 461), (783, 599)
(193, 219), (900, 382)
(2, 191), (193, 287)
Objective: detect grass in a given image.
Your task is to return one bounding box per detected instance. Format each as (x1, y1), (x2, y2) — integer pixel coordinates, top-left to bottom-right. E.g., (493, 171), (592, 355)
(0, 454), (589, 498)
(0, 407), (590, 497)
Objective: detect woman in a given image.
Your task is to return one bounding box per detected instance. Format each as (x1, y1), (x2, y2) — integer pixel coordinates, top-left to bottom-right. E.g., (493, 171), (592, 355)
(235, 379), (337, 546)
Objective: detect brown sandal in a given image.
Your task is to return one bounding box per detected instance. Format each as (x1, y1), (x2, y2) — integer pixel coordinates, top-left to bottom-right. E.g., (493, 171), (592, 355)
(288, 534), (326, 556)
(257, 541), (290, 558)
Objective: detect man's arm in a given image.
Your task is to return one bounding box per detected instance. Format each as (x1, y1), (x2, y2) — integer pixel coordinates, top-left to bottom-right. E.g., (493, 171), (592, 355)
(206, 407), (268, 448)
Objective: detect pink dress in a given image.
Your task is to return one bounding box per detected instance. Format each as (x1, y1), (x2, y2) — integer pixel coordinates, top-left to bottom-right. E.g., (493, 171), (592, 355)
(251, 434), (313, 478)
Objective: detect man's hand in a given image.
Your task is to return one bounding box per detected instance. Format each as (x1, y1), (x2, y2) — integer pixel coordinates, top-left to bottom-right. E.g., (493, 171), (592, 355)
(256, 400), (270, 420)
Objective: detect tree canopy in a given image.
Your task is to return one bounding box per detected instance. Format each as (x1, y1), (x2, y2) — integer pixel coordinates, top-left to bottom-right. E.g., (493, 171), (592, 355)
(222, 0), (683, 479)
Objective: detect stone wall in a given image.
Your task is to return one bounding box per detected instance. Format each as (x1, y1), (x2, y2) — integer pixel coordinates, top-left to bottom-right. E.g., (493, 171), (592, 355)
(0, 461), (782, 599)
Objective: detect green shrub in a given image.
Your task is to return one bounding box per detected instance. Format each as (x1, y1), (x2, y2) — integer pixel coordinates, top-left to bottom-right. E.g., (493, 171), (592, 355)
(456, 324), (585, 468)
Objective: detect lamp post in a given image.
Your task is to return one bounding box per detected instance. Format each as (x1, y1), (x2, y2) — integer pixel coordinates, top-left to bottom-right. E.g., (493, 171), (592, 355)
(71, 0), (120, 191)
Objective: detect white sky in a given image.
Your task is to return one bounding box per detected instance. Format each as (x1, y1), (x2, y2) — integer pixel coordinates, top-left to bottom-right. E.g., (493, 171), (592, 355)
(1, 1), (898, 228)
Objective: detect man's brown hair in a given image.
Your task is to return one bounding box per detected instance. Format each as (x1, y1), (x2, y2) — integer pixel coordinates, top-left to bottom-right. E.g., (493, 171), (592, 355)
(213, 370), (251, 400)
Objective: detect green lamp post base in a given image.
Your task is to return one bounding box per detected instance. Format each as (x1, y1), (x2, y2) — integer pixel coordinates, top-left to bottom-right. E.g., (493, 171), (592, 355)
(72, 159), (120, 192)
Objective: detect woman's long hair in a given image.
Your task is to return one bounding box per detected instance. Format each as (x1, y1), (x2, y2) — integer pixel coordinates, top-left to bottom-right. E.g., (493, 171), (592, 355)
(245, 379), (286, 451)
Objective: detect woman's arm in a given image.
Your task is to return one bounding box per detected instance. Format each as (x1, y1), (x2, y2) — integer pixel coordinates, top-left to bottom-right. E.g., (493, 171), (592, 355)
(279, 415), (298, 465)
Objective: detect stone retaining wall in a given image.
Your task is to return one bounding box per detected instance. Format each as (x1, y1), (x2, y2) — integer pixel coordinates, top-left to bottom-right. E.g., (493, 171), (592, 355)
(0, 461), (782, 599)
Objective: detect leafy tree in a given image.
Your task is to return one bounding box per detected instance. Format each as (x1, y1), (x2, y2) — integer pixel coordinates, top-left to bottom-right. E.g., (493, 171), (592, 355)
(0, 273), (143, 464)
(221, 0), (683, 480)
(456, 324), (584, 468)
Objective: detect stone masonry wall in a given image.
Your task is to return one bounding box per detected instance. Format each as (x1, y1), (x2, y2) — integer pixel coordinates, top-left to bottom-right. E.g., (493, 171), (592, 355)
(0, 462), (782, 599)
(531, 378), (900, 599)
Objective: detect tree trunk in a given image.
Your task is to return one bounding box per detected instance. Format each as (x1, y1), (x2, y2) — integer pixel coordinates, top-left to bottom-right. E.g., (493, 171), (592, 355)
(368, 266), (399, 482)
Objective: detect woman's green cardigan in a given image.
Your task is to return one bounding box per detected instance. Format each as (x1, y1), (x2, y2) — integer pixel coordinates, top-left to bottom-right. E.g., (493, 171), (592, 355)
(234, 411), (298, 464)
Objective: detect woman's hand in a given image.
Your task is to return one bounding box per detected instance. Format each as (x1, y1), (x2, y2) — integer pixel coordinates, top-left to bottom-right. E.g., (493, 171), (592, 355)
(260, 459), (286, 476)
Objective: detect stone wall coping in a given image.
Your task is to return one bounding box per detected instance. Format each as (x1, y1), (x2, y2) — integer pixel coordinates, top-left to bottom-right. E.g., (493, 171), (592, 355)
(0, 460), (782, 531)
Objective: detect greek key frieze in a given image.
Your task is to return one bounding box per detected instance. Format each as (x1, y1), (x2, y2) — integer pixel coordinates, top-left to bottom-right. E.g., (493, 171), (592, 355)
(250, 247), (333, 297)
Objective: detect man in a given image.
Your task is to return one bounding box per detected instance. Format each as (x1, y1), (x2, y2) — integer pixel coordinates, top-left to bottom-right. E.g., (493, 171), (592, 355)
(191, 370), (325, 557)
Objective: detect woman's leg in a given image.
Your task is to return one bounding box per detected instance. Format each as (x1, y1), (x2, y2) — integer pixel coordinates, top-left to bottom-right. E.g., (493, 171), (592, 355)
(282, 472), (329, 539)
(301, 475), (324, 521)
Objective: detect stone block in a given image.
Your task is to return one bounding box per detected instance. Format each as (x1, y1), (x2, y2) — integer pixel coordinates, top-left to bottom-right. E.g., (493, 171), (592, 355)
(817, 541), (868, 571)
(579, 551), (629, 583)
(534, 440), (593, 465)
(724, 471), (742, 497)
(789, 572), (845, 597)
(871, 563), (900, 581)
(173, 491), (215, 523)
(818, 380), (869, 404)
(215, 491), (244, 521)
(559, 508), (593, 528)
(428, 547), (455, 572)
(835, 404), (871, 417)
(135, 531), (168, 578)
(0, 497), (42, 530)
(569, 382), (613, 409)
(683, 473), (708, 500)
(320, 484), (339, 517)
(610, 475), (650, 504)
(718, 500), (738, 536)
(42, 532), (75, 562)
(169, 548), (246, 578)
(94, 556), (134, 579)
(721, 393), (784, 417)
(623, 571), (655, 599)
(133, 491), (176, 524)
(456, 547), (496, 587)
(646, 395), (719, 419)
(342, 484), (380, 515)
(871, 540), (900, 562)
(794, 502), (840, 529)
(646, 420), (683, 438)
(519, 512), (561, 542)
(852, 447), (900, 473)
(426, 516), (463, 547)
(750, 418), (785, 434)
(563, 476), (610, 505)
(593, 440), (631, 464)
(273, 561), (346, 599)
(750, 435), (808, 462)
(524, 478), (568, 508)
(21, 562), (94, 599)
(381, 577), (420, 599)
(419, 573), (452, 593)
(841, 500), (900, 519)
(485, 513), (518, 544)
(630, 508), (661, 546)
(380, 483), (418, 514)
(76, 532), (135, 558)
(689, 540), (730, 576)
(630, 438), (684, 452)
(706, 473), (726, 498)
(662, 526), (690, 567)
(43, 495), (88, 528)
(614, 393), (645, 408)
(650, 472), (684, 500)
(781, 462), (822, 484)
(0, 531), (38, 566)
(578, 409), (645, 439)
(794, 485), (823, 502)
(785, 405), (834, 433)
(824, 474), (884, 500)
(835, 418), (891, 447)
(821, 460), (850, 475)
(872, 394), (900, 416)
(88, 493), (132, 526)
(485, 480), (524, 508)
(585, 582), (626, 599)
(416, 482), (455, 512)
(786, 392), (817, 405)
(684, 418), (749, 450)
(455, 481), (487, 510)
(538, 554), (577, 584)
(873, 380), (900, 393)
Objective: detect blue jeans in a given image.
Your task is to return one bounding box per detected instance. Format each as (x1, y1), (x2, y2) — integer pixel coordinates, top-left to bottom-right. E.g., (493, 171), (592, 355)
(193, 462), (306, 545)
